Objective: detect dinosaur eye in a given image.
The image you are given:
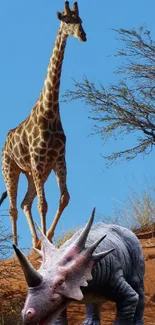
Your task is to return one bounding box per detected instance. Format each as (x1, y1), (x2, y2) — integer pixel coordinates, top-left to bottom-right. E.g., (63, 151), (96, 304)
(58, 280), (64, 286)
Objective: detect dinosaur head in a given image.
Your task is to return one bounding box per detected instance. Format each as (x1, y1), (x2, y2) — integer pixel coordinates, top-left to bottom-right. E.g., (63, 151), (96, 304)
(13, 208), (114, 325)
(57, 1), (87, 42)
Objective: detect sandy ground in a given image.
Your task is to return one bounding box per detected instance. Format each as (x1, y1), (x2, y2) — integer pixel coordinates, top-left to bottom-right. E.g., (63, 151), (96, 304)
(0, 233), (155, 324)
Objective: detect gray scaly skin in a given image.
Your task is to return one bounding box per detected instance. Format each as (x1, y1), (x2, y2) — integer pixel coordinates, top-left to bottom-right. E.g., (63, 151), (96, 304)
(13, 208), (145, 325)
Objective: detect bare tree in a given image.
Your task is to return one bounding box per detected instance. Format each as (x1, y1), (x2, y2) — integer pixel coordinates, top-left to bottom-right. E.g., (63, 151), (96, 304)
(64, 26), (155, 165)
(0, 216), (12, 261)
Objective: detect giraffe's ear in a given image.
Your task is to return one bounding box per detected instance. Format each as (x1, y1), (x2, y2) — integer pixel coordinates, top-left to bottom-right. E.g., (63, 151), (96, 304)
(57, 12), (70, 24)
(57, 12), (63, 20)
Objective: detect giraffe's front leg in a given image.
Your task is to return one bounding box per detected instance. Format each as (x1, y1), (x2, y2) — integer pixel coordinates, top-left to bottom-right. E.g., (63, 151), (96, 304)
(46, 157), (70, 242)
(32, 167), (48, 236)
(82, 304), (101, 325)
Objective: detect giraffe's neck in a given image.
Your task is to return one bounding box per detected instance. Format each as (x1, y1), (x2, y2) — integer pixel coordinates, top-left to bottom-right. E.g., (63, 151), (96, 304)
(40, 24), (67, 117)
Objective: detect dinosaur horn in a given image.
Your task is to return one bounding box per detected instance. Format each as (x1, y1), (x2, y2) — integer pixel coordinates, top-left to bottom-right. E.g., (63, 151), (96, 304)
(13, 245), (43, 287)
(74, 208), (95, 250)
(64, 1), (71, 14)
(93, 248), (115, 262)
(86, 235), (107, 255)
(72, 2), (79, 15)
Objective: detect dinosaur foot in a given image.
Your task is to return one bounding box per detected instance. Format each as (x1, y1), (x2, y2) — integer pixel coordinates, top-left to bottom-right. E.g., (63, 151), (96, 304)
(113, 320), (134, 325)
(82, 318), (100, 325)
(52, 310), (68, 325)
(53, 319), (68, 325)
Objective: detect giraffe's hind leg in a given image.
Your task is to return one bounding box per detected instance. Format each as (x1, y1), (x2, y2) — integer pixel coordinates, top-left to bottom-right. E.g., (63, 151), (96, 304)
(21, 172), (39, 248)
(2, 155), (20, 246)
(46, 157), (70, 242)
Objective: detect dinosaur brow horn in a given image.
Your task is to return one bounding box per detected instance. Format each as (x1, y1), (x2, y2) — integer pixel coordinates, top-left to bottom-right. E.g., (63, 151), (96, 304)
(64, 1), (71, 14)
(13, 245), (43, 287)
(86, 235), (107, 255)
(74, 208), (95, 250)
(93, 248), (115, 261)
(72, 2), (79, 15)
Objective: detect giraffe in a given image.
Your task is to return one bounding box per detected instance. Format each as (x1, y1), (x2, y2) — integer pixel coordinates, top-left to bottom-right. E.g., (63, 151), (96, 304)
(1, 1), (86, 248)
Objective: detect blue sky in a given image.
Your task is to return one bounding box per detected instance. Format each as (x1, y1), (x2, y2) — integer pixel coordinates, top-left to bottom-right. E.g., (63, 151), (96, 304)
(0, 0), (155, 250)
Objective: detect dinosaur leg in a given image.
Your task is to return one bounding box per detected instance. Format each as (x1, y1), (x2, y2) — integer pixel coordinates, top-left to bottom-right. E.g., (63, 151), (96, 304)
(130, 277), (145, 325)
(82, 304), (101, 325)
(52, 309), (68, 325)
(112, 277), (139, 325)
(133, 291), (144, 325)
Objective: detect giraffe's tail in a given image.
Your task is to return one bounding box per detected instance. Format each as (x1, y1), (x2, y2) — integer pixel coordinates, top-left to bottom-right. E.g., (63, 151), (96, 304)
(0, 191), (7, 206)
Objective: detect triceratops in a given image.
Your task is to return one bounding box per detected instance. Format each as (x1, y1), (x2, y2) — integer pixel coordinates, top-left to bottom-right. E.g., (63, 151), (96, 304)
(13, 208), (145, 325)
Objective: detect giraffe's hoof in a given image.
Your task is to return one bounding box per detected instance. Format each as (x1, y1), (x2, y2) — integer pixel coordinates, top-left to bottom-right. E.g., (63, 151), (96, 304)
(34, 239), (42, 250)
(46, 233), (53, 242)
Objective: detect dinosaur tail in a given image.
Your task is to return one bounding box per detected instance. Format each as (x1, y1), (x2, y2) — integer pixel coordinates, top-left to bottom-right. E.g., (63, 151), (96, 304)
(0, 191), (8, 206)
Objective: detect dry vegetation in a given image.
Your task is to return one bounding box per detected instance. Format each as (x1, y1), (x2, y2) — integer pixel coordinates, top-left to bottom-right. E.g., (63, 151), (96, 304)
(114, 186), (155, 234)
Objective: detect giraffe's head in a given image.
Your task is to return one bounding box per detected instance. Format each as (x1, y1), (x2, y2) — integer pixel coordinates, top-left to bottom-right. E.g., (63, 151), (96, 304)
(57, 1), (86, 42)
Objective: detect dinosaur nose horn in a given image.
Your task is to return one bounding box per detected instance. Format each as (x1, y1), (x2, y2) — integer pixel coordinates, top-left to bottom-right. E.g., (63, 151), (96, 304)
(74, 208), (95, 250)
(13, 244), (43, 287)
(72, 2), (79, 15)
(64, 1), (71, 14)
